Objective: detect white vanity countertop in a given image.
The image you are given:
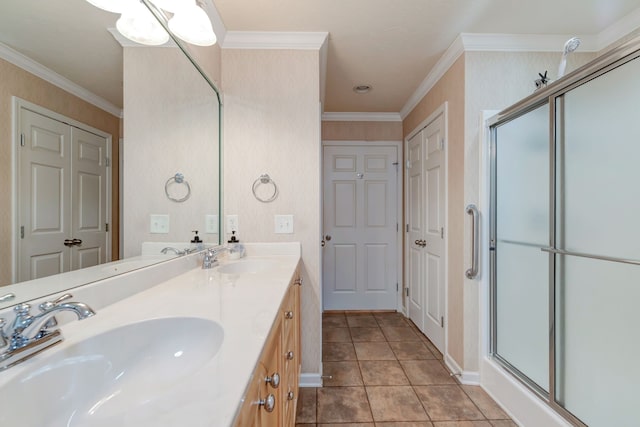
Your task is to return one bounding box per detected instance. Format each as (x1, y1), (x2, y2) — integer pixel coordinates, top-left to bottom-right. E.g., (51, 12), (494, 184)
(0, 242), (301, 427)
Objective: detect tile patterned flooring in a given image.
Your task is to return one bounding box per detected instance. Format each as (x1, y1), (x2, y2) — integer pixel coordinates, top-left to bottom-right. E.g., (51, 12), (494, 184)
(296, 312), (517, 427)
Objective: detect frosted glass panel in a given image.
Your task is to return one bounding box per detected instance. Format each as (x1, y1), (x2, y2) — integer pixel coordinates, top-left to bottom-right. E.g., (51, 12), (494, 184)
(496, 104), (549, 245)
(496, 242), (549, 391)
(494, 103), (550, 392)
(560, 56), (640, 260)
(556, 255), (640, 426)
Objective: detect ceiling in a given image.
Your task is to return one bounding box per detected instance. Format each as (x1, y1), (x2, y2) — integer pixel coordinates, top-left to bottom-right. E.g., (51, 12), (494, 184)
(1, 0), (639, 115)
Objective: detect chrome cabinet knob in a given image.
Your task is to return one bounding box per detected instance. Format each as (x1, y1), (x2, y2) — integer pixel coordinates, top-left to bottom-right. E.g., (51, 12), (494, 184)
(294, 278), (302, 286)
(259, 394), (276, 412)
(265, 372), (280, 389)
(286, 351), (294, 360)
(285, 311), (294, 319)
(287, 390), (295, 401)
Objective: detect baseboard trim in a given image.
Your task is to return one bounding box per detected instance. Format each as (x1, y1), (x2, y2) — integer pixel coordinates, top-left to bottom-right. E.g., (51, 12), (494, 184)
(444, 354), (480, 385)
(299, 373), (323, 388)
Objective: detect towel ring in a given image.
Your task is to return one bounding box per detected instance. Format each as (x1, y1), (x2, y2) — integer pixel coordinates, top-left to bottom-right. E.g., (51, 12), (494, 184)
(165, 173), (191, 203)
(252, 173), (278, 203)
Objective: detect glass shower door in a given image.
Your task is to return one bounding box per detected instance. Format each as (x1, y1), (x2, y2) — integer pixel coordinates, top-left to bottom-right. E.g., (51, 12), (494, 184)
(492, 103), (550, 393)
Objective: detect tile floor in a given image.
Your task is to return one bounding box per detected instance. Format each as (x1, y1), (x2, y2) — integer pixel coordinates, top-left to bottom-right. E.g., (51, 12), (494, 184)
(295, 311), (517, 427)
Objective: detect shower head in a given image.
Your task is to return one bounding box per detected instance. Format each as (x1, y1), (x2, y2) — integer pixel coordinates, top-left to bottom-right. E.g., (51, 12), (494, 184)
(558, 37), (581, 79)
(563, 37), (581, 55)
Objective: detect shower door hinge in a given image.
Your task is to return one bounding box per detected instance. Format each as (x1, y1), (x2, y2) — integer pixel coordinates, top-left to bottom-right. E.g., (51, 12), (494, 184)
(20, 133), (25, 147)
(441, 316), (444, 327)
(20, 226), (24, 239)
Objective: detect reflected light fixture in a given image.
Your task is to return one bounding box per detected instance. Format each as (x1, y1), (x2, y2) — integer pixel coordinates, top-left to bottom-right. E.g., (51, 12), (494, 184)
(116, 1), (170, 46)
(85, 0), (217, 47)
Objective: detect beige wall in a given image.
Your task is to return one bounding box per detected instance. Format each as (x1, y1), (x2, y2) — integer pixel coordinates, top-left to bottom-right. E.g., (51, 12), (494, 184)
(322, 120), (402, 141)
(403, 55), (466, 367)
(222, 49), (322, 375)
(122, 47), (221, 257)
(0, 58), (120, 286)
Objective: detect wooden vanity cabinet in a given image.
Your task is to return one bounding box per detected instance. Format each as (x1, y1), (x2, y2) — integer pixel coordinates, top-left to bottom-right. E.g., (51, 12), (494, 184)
(233, 271), (302, 427)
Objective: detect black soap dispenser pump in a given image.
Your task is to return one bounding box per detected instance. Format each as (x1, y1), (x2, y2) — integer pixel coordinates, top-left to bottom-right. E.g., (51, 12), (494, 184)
(191, 230), (204, 250)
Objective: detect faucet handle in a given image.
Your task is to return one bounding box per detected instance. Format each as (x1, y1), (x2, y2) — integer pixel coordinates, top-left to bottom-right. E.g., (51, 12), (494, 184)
(14, 303), (31, 317)
(39, 293), (73, 312)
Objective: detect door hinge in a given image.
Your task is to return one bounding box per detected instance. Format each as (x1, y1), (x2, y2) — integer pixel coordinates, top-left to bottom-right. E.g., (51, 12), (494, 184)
(406, 160), (411, 169)
(105, 157), (110, 167)
(396, 283), (399, 292)
(105, 223), (109, 232)
(439, 139), (445, 150)
(20, 133), (25, 147)
(406, 224), (409, 233)
(441, 316), (444, 327)
(441, 227), (444, 239)
(392, 161), (399, 172)
(20, 226), (24, 239)
(405, 287), (409, 297)
(396, 223), (399, 232)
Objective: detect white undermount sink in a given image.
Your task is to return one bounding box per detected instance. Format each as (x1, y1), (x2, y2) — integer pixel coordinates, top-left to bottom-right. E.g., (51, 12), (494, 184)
(217, 259), (274, 275)
(0, 317), (224, 426)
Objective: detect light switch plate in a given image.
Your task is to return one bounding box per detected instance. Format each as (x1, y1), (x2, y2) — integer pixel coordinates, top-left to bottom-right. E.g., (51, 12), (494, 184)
(205, 214), (219, 234)
(226, 214), (239, 233)
(150, 214), (169, 234)
(275, 215), (294, 234)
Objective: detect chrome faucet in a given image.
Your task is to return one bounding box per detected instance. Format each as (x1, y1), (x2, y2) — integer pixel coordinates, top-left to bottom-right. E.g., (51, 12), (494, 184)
(0, 294), (95, 371)
(202, 247), (228, 269)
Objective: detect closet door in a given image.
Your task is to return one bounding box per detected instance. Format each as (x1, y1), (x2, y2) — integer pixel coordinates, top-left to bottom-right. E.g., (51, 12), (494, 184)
(18, 108), (72, 281)
(71, 127), (108, 270)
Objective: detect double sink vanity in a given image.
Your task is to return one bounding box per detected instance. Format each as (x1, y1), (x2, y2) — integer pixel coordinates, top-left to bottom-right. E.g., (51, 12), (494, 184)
(0, 243), (301, 427)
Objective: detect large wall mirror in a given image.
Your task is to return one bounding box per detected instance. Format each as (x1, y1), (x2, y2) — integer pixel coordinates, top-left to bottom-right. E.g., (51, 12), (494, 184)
(0, 0), (222, 309)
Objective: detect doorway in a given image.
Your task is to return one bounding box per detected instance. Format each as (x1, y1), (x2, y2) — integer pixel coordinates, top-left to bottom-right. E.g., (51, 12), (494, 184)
(405, 105), (447, 353)
(322, 142), (401, 311)
(14, 99), (111, 282)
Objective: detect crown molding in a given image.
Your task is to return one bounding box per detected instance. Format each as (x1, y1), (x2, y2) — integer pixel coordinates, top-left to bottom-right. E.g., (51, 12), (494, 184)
(222, 31), (329, 50)
(400, 35), (464, 119)
(0, 42), (122, 118)
(322, 112), (402, 122)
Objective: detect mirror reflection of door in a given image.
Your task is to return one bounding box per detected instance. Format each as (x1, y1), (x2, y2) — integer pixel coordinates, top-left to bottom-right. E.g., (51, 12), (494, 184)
(18, 103), (110, 282)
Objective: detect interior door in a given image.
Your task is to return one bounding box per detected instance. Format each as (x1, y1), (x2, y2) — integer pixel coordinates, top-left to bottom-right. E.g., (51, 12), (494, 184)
(18, 108), (72, 281)
(323, 145), (398, 310)
(406, 113), (446, 352)
(71, 127), (108, 270)
(407, 132), (425, 329)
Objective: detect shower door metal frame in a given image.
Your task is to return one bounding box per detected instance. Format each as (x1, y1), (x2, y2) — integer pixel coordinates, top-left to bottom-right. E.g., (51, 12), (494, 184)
(488, 35), (640, 427)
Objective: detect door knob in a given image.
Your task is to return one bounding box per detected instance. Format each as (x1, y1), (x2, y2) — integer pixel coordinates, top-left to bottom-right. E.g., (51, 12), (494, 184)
(64, 239), (74, 247)
(415, 239), (427, 247)
(325, 235), (332, 241)
(71, 239), (82, 246)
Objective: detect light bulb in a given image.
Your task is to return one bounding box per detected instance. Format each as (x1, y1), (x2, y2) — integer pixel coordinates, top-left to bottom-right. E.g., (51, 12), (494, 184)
(116, 2), (170, 46)
(168, 3), (217, 46)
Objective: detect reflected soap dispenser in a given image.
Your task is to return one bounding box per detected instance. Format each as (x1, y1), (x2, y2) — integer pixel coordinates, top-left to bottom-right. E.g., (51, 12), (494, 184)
(227, 231), (245, 259)
(191, 230), (204, 251)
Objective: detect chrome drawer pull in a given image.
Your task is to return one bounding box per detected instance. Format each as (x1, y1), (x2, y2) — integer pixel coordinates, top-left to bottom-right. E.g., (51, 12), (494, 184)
(265, 372), (280, 389)
(258, 394), (276, 412)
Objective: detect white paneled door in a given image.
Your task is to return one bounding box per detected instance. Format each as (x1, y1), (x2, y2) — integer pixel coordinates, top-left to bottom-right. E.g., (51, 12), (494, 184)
(323, 145), (399, 310)
(406, 112), (446, 353)
(18, 107), (109, 282)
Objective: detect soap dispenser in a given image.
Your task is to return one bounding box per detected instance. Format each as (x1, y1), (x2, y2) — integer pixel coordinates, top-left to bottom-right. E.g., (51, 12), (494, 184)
(191, 230), (204, 251)
(227, 231), (245, 259)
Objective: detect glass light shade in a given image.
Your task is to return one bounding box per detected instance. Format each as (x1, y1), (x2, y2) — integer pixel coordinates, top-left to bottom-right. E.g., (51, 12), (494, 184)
(149, 0), (183, 13)
(116, 3), (170, 46)
(168, 4), (217, 46)
(86, 0), (132, 14)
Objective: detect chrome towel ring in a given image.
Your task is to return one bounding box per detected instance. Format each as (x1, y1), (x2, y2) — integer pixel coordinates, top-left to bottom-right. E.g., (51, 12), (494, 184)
(165, 173), (191, 203)
(252, 173), (278, 203)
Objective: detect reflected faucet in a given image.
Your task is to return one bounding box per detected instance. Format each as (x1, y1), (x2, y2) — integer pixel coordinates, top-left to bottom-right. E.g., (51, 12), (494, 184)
(0, 294), (95, 371)
(161, 247), (185, 255)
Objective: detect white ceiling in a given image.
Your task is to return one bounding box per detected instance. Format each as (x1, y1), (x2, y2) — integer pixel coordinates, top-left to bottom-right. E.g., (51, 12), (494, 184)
(1, 0), (639, 115)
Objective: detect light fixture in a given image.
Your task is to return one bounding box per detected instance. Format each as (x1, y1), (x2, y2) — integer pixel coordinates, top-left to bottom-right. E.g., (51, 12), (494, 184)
(168, 1), (217, 46)
(85, 0), (217, 47)
(353, 85), (372, 94)
(116, 1), (170, 46)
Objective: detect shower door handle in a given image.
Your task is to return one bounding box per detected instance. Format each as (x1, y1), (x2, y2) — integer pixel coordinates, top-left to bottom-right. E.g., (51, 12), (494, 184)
(465, 204), (479, 279)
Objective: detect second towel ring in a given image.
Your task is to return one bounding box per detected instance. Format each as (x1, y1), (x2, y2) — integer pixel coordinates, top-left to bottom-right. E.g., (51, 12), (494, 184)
(252, 173), (278, 203)
(165, 173), (191, 203)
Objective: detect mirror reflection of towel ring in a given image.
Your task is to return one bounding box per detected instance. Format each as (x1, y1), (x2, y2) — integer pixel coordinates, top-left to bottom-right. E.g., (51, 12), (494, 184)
(165, 173), (191, 203)
(252, 173), (278, 203)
